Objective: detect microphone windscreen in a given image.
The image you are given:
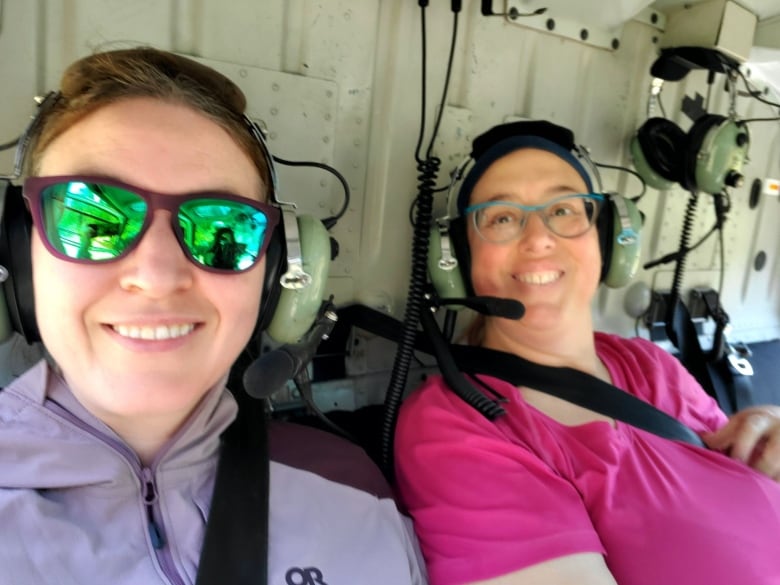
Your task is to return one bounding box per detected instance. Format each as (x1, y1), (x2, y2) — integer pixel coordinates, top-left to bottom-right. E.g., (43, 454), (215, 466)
(482, 297), (525, 320)
(242, 350), (297, 400)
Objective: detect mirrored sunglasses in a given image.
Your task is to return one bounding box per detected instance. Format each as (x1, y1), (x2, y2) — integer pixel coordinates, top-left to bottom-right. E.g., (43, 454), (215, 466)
(23, 176), (280, 273)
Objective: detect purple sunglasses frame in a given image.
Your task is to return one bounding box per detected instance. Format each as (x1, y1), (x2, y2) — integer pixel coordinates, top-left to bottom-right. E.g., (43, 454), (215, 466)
(23, 174), (281, 274)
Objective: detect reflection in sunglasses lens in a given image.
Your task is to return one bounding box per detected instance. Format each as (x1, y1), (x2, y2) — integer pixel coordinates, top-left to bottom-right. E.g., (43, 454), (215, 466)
(40, 182), (268, 271)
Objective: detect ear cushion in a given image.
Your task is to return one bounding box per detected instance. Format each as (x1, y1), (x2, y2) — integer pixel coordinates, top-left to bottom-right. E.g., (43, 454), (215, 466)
(265, 214), (331, 344)
(597, 194), (642, 288)
(0, 183), (40, 343)
(632, 117), (687, 189)
(255, 227), (285, 333)
(683, 114), (725, 192)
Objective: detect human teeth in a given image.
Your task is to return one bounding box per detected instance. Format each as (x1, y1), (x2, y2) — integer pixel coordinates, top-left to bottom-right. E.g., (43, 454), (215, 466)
(114, 324), (195, 340)
(518, 272), (560, 285)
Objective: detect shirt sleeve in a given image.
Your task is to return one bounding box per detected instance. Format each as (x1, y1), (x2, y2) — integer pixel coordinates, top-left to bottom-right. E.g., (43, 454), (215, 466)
(394, 378), (604, 585)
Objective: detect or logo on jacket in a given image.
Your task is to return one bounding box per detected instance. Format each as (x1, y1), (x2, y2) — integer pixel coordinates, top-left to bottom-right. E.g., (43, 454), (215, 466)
(285, 566), (328, 585)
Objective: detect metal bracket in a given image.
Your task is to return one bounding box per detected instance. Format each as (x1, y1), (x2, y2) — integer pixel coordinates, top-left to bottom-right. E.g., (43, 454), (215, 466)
(504, 2), (666, 51)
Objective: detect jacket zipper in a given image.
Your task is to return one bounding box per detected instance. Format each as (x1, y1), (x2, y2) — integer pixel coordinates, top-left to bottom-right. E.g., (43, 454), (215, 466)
(142, 467), (166, 549)
(45, 400), (186, 585)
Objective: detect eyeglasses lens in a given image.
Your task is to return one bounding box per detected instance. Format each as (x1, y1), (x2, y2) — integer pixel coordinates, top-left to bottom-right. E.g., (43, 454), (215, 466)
(473, 196), (599, 242)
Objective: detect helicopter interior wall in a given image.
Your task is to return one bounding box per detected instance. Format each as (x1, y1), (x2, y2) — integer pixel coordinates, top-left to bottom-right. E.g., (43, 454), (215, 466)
(0, 0), (778, 371)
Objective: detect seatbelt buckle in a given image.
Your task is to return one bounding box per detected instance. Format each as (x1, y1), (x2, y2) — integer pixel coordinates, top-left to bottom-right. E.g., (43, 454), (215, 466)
(726, 340), (753, 377)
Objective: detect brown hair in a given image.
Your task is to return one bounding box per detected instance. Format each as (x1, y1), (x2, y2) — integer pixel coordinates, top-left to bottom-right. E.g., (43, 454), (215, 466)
(25, 47), (271, 198)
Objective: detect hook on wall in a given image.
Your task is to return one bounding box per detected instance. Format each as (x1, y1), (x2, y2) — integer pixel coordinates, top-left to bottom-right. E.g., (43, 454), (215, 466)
(480, 0), (547, 18)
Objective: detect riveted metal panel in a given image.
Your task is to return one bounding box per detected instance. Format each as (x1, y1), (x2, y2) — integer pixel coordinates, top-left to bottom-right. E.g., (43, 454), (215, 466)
(0, 0), (778, 344)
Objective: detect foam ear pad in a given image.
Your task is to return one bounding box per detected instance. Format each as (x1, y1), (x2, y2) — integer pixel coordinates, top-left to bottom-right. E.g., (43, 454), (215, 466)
(255, 227), (285, 333)
(631, 117), (687, 190)
(0, 183), (40, 343)
(265, 214), (331, 344)
(601, 195), (642, 288)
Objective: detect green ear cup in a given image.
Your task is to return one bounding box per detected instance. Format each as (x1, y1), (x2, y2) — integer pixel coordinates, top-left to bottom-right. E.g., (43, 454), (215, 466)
(695, 119), (750, 195)
(265, 214), (331, 343)
(603, 197), (643, 289)
(428, 226), (468, 303)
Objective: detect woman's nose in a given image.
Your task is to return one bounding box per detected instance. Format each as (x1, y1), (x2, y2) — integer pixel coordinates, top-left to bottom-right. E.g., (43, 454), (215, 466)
(517, 211), (555, 250)
(118, 211), (194, 296)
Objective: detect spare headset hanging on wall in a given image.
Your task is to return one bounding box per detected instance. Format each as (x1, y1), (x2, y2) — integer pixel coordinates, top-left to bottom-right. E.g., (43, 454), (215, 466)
(629, 47), (756, 414)
(629, 48), (751, 196)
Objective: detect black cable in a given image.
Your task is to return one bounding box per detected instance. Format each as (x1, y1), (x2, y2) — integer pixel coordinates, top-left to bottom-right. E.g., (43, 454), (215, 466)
(381, 157), (439, 479)
(413, 7), (429, 164)
(425, 11), (459, 160)
(741, 116), (780, 123)
(643, 223), (718, 269)
(736, 68), (780, 111)
(271, 155), (350, 229)
(382, 4), (463, 478)
(0, 136), (19, 152)
(717, 226), (725, 300)
(466, 373), (507, 403)
(420, 308), (504, 419)
(665, 192), (699, 346)
(713, 192), (729, 299)
(442, 308), (457, 341)
(705, 69), (716, 111)
(594, 161), (647, 202)
(292, 367), (358, 444)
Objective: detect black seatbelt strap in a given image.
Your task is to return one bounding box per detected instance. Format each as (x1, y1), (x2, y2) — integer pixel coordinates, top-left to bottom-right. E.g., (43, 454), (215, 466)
(449, 345), (706, 448)
(668, 295), (754, 415)
(195, 398), (269, 585)
(327, 304), (705, 447)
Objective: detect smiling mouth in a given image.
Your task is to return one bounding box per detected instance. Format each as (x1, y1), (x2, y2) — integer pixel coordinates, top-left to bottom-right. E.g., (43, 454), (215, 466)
(112, 324), (196, 340)
(515, 271), (562, 285)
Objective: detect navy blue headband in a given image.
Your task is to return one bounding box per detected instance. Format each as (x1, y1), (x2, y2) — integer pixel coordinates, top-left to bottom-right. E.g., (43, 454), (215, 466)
(456, 132), (593, 216)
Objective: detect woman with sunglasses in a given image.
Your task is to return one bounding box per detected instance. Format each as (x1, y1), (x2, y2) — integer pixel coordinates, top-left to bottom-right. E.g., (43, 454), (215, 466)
(0, 47), (426, 584)
(394, 121), (780, 585)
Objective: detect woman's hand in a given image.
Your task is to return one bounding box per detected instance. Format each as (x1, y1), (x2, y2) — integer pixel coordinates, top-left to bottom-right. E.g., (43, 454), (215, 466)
(702, 405), (780, 481)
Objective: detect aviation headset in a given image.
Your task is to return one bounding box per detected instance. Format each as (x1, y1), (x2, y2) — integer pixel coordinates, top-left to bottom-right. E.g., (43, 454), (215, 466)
(0, 86), (330, 346)
(428, 120), (643, 299)
(629, 75), (750, 194)
(630, 114), (750, 195)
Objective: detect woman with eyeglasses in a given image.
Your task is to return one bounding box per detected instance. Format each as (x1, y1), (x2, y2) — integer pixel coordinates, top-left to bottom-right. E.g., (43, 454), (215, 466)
(394, 120), (780, 585)
(0, 48), (426, 585)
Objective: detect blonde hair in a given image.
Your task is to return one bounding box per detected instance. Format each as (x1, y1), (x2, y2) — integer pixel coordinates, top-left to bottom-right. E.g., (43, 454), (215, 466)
(25, 47), (271, 197)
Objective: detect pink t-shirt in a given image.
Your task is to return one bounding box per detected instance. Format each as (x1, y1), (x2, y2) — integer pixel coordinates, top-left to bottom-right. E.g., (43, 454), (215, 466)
(395, 333), (780, 585)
